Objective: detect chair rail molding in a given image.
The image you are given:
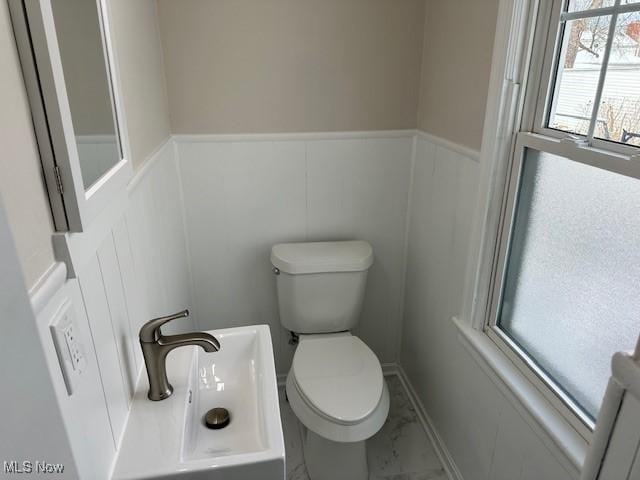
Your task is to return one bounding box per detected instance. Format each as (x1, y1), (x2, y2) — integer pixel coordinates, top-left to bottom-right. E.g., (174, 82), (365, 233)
(415, 130), (480, 163)
(171, 129), (416, 144)
(29, 261), (67, 315)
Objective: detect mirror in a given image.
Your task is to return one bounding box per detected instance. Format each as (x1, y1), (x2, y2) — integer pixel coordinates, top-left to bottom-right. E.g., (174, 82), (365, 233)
(10, 0), (132, 231)
(50, 0), (121, 190)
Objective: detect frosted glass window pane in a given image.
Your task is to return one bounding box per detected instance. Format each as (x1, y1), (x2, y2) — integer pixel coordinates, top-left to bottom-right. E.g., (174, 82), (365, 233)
(498, 149), (640, 418)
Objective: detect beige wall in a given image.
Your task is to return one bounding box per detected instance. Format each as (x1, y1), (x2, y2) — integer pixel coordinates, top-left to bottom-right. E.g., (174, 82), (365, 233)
(156, 0), (426, 134)
(417, 0), (498, 150)
(0, 0), (498, 289)
(0, 2), (56, 289)
(109, 0), (171, 168)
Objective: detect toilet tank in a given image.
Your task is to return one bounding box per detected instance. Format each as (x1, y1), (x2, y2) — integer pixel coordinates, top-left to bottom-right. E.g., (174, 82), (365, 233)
(271, 241), (374, 334)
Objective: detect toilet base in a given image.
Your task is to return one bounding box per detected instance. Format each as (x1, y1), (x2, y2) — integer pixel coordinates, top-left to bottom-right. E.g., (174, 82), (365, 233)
(302, 427), (368, 480)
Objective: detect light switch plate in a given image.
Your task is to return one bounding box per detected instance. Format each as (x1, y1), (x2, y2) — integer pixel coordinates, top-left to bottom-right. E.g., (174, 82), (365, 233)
(50, 299), (86, 395)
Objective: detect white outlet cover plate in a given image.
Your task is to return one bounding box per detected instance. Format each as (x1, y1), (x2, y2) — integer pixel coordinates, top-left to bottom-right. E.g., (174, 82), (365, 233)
(50, 299), (84, 395)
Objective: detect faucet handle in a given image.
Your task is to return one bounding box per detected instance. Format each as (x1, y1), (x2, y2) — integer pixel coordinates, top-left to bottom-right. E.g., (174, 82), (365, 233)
(139, 309), (189, 343)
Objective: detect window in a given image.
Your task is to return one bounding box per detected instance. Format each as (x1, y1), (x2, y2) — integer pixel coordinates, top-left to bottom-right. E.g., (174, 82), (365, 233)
(535, 0), (640, 149)
(486, 0), (640, 437)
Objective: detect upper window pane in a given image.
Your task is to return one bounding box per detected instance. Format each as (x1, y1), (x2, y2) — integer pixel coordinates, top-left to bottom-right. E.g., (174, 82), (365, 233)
(498, 148), (640, 419)
(548, 16), (612, 135)
(568, 0), (615, 13)
(594, 10), (640, 145)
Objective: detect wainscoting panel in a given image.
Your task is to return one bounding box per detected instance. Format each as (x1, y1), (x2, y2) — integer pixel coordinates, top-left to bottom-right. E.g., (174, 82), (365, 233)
(78, 254), (130, 444)
(31, 131), (586, 480)
(176, 132), (413, 374)
(111, 217), (145, 371)
(126, 141), (193, 332)
(177, 139), (307, 373)
(34, 270), (115, 479)
(96, 234), (138, 400)
(38, 140), (192, 477)
(306, 137), (412, 364)
(400, 133), (579, 480)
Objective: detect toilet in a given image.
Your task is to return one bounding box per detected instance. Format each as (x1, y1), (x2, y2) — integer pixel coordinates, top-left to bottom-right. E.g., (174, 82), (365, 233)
(271, 240), (389, 480)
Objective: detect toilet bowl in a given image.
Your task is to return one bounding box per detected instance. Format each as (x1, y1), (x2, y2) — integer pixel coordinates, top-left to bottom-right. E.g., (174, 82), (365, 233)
(286, 333), (389, 480)
(271, 240), (389, 480)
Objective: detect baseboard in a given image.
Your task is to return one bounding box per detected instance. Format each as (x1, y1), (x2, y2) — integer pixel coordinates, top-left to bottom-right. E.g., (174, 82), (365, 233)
(394, 365), (464, 480)
(381, 362), (400, 377)
(277, 362), (401, 388)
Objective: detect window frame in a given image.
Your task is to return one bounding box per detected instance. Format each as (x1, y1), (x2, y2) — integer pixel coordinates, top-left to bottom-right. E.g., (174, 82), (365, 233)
(484, 0), (640, 442)
(527, 0), (640, 156)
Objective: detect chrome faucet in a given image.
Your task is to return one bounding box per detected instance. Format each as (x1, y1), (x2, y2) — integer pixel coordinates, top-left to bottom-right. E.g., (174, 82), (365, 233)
(139, 309), (220, 401)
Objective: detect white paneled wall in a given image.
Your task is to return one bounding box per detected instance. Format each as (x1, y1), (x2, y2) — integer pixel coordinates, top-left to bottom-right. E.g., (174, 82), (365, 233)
(34, 273), (115, 478)
(126, 141), (193, 331)
(176, 133), (413, 373)
(35, 131), (413, 476)
(38, 140), (191, 478)
(400, 134), (579, 480)
(32, 130), (588, 480)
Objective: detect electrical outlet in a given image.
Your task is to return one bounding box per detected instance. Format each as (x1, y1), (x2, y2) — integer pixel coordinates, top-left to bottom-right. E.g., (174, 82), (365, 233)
(50, 300), (85, 395)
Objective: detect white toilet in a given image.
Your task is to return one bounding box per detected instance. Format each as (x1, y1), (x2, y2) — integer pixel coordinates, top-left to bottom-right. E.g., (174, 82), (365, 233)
(271, 240), (389, 480)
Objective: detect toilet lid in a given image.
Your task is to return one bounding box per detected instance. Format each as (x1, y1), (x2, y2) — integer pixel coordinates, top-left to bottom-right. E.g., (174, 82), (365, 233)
(292, 335), (383, 425)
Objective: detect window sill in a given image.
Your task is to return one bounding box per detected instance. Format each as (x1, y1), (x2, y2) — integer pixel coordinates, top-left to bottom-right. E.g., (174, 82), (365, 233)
(452, 316), (587, 473)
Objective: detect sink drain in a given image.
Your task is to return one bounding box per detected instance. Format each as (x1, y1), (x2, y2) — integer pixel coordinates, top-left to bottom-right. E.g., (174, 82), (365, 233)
(204, 408), (230, 430)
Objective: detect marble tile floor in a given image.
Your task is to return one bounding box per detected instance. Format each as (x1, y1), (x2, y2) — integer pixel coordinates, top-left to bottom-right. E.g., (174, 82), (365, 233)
(279, 375), (448, 480)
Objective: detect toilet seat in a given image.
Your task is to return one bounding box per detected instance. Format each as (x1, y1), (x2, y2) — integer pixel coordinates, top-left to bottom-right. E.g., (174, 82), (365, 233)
(286, 333), (390, 443)
(292, 334), (383, 425)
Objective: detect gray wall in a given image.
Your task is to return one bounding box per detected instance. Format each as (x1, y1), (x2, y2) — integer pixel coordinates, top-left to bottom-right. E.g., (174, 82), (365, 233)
(417, 0), (499, 150)
(156, 0), (426, 133)
(154, 0), (497, 147)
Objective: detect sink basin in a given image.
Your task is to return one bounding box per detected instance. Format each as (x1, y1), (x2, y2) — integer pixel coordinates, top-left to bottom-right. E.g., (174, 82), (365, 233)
(113, 325), (285, 480)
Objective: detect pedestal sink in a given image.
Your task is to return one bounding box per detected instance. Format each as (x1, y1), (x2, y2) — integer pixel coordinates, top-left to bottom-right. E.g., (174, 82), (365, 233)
(113, 325), (285, 480)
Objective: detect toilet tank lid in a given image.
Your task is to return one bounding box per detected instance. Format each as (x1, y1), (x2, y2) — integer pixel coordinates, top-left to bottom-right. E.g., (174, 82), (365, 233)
(271, 241), (373, 274)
